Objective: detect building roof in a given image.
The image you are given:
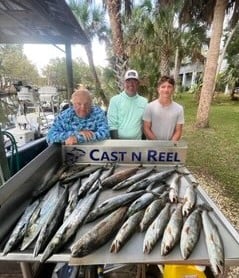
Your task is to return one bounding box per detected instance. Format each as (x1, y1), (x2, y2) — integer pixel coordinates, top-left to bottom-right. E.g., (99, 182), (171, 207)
(0, 0), (89, 44)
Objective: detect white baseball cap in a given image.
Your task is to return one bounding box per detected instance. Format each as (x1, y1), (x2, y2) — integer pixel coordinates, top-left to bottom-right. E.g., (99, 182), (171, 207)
(124, 70), (139, 81)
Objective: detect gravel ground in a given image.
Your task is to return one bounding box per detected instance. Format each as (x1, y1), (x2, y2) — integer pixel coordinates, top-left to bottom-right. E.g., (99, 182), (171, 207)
(192, 170), (239, 278)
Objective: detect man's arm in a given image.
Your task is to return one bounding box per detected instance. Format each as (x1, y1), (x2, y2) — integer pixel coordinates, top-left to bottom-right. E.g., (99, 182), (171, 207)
(143, 121), (157, 140)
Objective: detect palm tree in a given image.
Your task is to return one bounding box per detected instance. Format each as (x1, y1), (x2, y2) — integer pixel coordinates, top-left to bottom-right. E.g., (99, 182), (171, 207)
(69, 0), (109, 106)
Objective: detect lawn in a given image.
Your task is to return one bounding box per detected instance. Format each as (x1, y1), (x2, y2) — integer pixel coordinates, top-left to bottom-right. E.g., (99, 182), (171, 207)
(176, 93), (239, 202)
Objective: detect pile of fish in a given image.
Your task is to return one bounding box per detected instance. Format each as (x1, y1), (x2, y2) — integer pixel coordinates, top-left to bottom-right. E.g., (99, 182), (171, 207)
(1, 163), (225, 276)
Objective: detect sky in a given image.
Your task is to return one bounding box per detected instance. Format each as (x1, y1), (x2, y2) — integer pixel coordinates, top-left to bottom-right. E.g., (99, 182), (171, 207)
(23, 40), (108, 72)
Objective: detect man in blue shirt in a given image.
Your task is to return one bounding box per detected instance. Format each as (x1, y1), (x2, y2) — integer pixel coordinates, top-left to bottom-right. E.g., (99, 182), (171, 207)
(47, 88), (109, 144)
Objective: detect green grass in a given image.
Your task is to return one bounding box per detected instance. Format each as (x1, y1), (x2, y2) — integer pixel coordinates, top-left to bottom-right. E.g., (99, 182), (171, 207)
(176, 93), (239, 202)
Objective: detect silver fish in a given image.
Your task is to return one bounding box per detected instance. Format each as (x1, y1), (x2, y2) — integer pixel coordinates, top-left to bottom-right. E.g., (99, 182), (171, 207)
(100, 166), (140, 189)
(3, 199), (40, 255)
(110, 210), (144, 253)
(85, 190), (144, 223)
(71, 206), (128, 257)
(161, 203), (183, 256)
(140, 197), (168, 232)
(201, 210), (224, 276)
(182, 182), (197, 216)
(126, 168), (176, 193)
(180, 207), (202, 259)
(143, 203), (171, 254)
(33, 187), (68, 257)
(112, 167), (155, 190)
(40, 188), (100, 263)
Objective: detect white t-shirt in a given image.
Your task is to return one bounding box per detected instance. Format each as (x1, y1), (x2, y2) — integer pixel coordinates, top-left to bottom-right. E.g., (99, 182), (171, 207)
(143, 100), (184, 140)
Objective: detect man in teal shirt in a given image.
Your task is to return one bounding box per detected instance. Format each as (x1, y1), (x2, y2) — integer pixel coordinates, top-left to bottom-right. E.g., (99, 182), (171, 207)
(107, 69), (148, 139)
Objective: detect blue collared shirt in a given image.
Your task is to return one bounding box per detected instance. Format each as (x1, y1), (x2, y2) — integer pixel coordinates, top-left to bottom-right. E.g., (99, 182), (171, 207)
(47, 105), (109, 143)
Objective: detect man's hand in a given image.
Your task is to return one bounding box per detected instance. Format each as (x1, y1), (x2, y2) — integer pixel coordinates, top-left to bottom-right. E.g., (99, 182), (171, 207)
(79, 130), (94, 141)
(65, 136), (78, 145)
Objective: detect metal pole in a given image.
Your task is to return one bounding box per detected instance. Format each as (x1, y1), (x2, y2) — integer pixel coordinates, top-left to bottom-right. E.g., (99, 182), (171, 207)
(0, 127), (10, 184)
(65, 42), (73, 101)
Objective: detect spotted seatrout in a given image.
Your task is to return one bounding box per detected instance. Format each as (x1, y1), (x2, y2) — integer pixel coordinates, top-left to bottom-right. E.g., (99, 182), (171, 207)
(201, 210), (224, 276)
(143, 203), (171, 254)
(110, 210), (144, 253)
(161, 203), (183, 256)
(180, 207), (202, 259)
(182, 182), (197, 216)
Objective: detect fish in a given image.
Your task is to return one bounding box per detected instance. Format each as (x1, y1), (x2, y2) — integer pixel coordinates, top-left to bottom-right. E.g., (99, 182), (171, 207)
(40, 188), (100, 263)
(78, 167), (104, 197)
(100, 166), (141, 189)
(63, 178), (81, 221)
(3, 199), (40, 255)
(127, 186), (168, 217)
(62, 165), (102, 183)
(182, 182), (197, 216)
(112, 167), (155, 191)
(180, 207), (202, 259)
(161, 203), (183, 256)
(126, 168), (176, 193)
(140, 197), (168, 232)
(59, 164), (90, 181)
(168, 173), (183, 203)
(143, 203), (171, 254)
(32, 164), (68, 197)
(71, 206), (128, 257)
(201, 210), (224, 276)
(33, 187), (68, 257)
(89, 163), (116, 193)
(21, 183), (61, 251)
(85, 190), (144, 223)
(110, 210), (144, 253)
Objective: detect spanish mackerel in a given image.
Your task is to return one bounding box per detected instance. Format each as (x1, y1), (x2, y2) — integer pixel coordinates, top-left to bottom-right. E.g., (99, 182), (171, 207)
(126, 168), (176, 192)
(21, 183), (61, 251)
(127, 186), (168, 217)
(201, 210), (224, 276)
(62, 165), (102, 183)
(78, 167), (104, 197)
(143, 203), (171, 254)
(100, 166), (140, 189)
(85, 190), (144, 223)
(168, 172), (182, 203)
(63, 178), (81, 221)
(40, 188), (100, 262)
(89, 163), (116, 193)
(33, 187), (68, 257)
(110, 210), (144, 253)
(161, 203), (183, 256)
(3, 199), (40, 255)
(71, 206), (128, 257)
(180, 206), (202, 259)
(112, 167), (155, 190)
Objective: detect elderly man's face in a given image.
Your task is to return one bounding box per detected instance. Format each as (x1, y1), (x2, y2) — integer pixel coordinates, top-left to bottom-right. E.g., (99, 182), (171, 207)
(72, 94), (92, 118)
(124, 79), (139, 96)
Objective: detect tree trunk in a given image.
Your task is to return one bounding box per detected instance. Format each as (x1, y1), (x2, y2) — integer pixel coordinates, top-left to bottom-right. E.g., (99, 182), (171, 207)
(196, 0), (227, 128)
(84, 43), (109, 107)
(160, 47), (170, 76)
(106, 0), (128, 90)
